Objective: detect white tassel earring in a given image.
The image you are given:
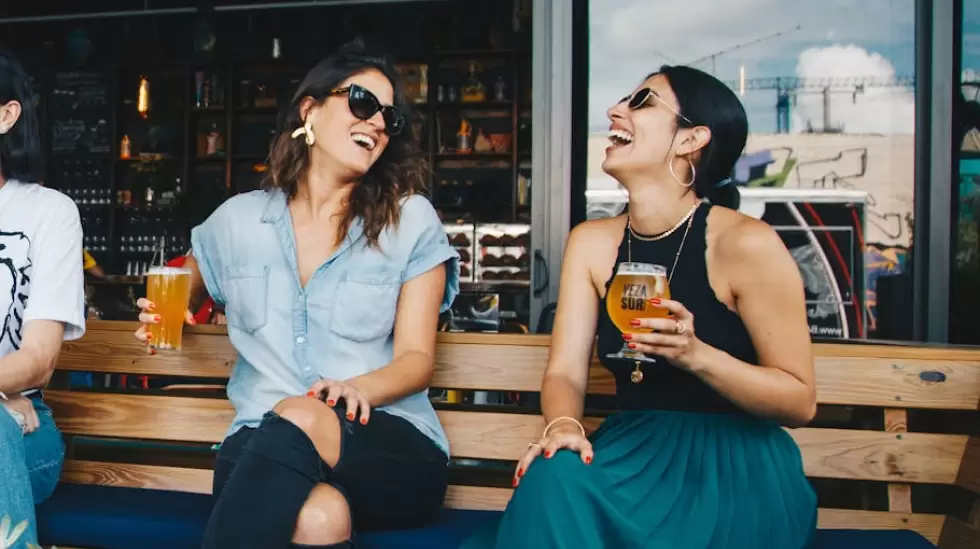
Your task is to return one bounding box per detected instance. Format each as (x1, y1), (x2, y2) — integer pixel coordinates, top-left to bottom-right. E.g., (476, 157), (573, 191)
(290, 121), (316, 146)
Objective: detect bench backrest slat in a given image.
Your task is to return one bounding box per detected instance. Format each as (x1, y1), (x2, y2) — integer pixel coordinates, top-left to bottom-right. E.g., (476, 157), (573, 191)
(43, 390), (970, 485)
(57, 329), (980, 411)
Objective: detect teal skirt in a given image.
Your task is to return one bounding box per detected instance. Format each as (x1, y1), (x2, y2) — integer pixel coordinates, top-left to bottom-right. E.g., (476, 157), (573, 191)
(461, 410), (817, 549)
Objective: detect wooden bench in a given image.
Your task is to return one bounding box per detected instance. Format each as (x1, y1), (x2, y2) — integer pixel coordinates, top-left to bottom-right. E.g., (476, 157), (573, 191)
(40, 321), (980, 548)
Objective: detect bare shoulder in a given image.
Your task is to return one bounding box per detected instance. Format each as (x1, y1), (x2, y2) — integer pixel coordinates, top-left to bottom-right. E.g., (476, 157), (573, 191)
(567, 215), (625, 250)
(709, 206), (786, 262)
(565, 216), (625, 293)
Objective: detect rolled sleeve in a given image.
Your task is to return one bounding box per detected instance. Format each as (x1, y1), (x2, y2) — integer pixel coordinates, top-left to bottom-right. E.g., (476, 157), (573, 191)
(190, 212), (228, 305)
(23, 194), (85, 340)
(403, 197), (460, 313)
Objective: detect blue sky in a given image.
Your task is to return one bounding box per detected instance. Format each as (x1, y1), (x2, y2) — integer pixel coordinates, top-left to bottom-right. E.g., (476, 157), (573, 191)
(588, 0), (978, 135)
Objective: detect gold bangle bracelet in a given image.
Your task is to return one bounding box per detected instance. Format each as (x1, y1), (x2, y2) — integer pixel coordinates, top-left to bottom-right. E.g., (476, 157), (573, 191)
(543, 416), (586, 439)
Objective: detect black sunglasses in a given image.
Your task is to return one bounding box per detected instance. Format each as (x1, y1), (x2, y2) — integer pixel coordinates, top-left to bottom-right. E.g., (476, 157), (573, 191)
(331, 84), (406, 136)
(621, 87), (694, 126)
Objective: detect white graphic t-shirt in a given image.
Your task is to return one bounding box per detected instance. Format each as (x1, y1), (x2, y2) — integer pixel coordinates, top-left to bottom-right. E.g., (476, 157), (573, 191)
(0, 179), (85, 394)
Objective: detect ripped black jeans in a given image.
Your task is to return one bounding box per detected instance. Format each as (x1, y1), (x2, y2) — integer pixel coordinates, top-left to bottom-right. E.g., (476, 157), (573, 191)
(210, 407), (448, 541)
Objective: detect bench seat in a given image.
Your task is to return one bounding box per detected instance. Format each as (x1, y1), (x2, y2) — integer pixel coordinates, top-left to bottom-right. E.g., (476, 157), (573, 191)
(40, 325), (980, 548)
(37, 484), (939, 549)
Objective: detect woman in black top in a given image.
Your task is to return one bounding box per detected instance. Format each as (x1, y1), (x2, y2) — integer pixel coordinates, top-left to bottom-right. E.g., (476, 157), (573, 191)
(464, 66), (817, 549)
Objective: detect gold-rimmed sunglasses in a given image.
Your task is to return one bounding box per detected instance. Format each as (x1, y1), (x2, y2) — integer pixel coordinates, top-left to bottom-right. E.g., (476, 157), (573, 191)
(621, 88), (694, 126)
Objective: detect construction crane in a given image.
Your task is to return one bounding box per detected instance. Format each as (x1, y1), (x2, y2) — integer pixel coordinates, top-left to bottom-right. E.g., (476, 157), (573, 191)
(721, 75), (916, 133)
(686, 26), (803, 75)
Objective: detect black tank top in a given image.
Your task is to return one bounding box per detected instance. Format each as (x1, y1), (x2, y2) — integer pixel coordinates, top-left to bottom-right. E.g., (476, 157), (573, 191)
(596, 202), (758, 415)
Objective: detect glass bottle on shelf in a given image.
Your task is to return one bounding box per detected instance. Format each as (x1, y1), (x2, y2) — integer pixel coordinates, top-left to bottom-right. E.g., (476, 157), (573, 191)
(461, 61), (486, 103)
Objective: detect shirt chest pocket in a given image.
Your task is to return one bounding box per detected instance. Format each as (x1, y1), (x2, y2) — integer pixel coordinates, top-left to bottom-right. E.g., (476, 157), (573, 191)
(225, 266), (269, 334)
(329, 274), (400, 342)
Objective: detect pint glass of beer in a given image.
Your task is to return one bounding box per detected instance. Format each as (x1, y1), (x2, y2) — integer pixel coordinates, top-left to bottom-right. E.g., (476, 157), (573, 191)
(146, 266), (192, 351)
(605, 262), (670, 362)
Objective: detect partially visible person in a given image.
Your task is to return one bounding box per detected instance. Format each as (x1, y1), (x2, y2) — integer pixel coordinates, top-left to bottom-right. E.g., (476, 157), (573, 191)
(134, 39), (458, 549)
(164, 250), (223, 325)
(82, 248), (106, 279)
(0, 47), (85, 548)
(464, 66), (816, 549)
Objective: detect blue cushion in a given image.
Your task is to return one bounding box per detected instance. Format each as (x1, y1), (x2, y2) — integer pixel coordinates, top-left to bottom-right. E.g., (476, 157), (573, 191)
(37, 484), (937, 549)
(36, 484), (212, 549)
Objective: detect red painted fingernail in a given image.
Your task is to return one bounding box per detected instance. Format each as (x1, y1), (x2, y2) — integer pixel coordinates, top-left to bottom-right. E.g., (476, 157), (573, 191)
(517, 468), (524, 477)
(544, 451), (552, 458)
(327, 399), (336, 406)
(347, 413), (354, 420)
(153, 315), (161, 322)
(627, 343), (636, 349)
(149, 348), (157, 355)
(306, 391), (316, 397)
(146, 333), (153, 339)
(630, 319), (640, 327)
(512, 477), (518, 487)
(622, 333), (632, 341)
(147, 302), (156, 311)
(585, 456), (592, 465)
(650, 298), (661, 305)
(360, 417), (368, 425)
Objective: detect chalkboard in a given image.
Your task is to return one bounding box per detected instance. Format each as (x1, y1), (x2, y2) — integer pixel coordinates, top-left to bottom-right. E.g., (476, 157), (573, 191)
(49, 71), (111, 156)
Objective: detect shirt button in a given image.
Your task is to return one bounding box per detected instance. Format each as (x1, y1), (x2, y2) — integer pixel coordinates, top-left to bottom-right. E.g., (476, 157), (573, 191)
(296, 336), (306, 344)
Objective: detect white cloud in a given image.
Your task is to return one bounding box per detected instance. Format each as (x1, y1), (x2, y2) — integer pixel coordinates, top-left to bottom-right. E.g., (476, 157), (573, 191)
(789, 45), (915, 134)
(587, 0), (915, 131)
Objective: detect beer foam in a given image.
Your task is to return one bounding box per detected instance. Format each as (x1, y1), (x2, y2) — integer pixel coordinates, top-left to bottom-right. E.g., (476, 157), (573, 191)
(147, 266), (191, 276)
(617, 262), (667, 276)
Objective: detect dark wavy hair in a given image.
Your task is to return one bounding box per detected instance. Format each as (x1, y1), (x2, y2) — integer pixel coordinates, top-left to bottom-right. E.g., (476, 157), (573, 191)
(0, 47), (43, 183)
(262, 39), (428, 247)
(654, 65), (748, 209)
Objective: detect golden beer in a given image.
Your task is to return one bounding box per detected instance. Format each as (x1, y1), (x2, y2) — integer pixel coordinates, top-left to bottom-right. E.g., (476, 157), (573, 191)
(606, 262), (669, 361)
(146, 266), (192, 351)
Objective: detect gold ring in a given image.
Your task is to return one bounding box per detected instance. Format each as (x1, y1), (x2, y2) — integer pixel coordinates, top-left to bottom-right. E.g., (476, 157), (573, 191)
(676, 321), (687, 334)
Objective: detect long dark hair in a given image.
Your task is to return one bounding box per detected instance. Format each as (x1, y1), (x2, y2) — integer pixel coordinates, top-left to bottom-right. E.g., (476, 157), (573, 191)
(0, 47), (43, 183)
(262, 39), (427, 247)
(655, 65), (747, 209)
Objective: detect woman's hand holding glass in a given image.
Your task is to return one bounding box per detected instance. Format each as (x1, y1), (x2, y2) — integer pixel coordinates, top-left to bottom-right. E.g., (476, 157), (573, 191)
(133, 297), (196, 354)
(624, 297), (702, 370)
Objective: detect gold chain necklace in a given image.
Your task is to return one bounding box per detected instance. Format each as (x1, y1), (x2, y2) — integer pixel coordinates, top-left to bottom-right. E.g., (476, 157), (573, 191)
(627, 199), (701, 243)
(625, 199), (702, 383)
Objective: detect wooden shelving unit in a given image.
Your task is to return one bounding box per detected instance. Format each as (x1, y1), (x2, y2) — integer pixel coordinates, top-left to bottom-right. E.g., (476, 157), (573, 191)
(47, 48), (531, 276)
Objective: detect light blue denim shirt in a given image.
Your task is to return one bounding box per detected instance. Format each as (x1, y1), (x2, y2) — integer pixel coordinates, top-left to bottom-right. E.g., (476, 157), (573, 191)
(190, 189), (460, 455)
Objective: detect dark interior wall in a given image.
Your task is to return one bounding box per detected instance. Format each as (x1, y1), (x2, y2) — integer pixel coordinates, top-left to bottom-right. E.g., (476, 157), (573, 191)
(1, 0), (527, 70)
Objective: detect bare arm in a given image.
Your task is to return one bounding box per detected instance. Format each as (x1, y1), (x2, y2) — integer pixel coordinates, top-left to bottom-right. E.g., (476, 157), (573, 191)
(691, 221), (816, 426)
(0, 320), (66, 393)
(540, 224), (603, 432)
(182, 253), (211, 311)
(1, 194), (85, 394)
(347, 264), (447, 407)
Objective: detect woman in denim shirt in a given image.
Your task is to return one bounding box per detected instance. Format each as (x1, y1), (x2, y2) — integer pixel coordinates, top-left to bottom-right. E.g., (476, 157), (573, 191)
(136, 41), (459, 549)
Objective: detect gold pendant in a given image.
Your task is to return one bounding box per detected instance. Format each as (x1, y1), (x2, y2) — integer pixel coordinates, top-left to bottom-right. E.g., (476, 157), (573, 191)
(630, 361), (644, 384)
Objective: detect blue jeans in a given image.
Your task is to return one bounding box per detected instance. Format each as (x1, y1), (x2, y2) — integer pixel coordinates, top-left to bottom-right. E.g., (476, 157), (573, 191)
(0, 397), (64, 548)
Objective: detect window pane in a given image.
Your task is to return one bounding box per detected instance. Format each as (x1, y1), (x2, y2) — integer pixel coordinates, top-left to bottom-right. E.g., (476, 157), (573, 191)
(951, 0), (980, 344)
(585, 0), (916, 341)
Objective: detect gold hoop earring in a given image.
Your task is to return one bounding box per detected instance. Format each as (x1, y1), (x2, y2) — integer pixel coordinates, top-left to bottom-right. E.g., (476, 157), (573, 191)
(290, 121), (316, 146)
(669, 156), (696, 187)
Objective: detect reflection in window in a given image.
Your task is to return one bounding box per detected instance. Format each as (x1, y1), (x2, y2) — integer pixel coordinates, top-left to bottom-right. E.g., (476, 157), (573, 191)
(585, 0), (916, 341)
(951, 0), (980, 344)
